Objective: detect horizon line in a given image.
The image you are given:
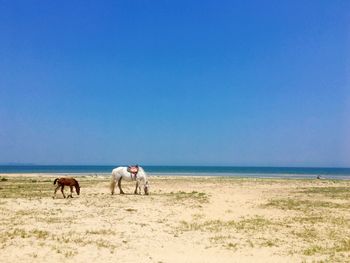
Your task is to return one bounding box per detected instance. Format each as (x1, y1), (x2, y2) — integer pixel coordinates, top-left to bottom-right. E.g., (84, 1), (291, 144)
(0, 163), (349, 169)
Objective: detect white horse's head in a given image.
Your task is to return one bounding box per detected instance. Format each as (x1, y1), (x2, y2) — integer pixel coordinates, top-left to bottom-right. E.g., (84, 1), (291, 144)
(138, 167), (150, 195)
(144, 180), (150, 195)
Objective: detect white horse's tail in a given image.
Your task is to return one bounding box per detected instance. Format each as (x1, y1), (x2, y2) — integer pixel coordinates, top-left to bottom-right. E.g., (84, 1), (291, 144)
(110, 172), (116, 195)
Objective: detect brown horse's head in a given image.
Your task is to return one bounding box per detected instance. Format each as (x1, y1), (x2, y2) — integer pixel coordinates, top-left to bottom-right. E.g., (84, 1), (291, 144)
(75, 180), (80, 195)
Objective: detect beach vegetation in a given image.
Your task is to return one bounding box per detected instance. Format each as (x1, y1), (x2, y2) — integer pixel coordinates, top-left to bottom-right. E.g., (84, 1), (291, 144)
(2, 228), (50, 240)
(167, 191), (210, 204)
(299, 186), (350, 199)
(226, 242), (238, 250)
(264, 198), (350, 211)
(179, 217), (273, 233)
(303, 245), (323, 256)
(335, 238), (350, 252)
(64, 250), (77, 258)
(85, 229), (116, 235)
(293, 227), (318, 241)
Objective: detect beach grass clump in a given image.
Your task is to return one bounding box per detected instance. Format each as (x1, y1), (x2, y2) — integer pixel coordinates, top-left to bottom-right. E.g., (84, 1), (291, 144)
(64, 249), (78, 258)
(303, 245), (324, 256)
(335, 238), (350, 252)
(302, 239), (350, 260)
(168, 191), (209, 204)
(3, 228), (50, 240)
(180, 216), (273, 233)
(299, 187), (350, 199)
(259, 238), (278, 247)
(0, 179), (52, 198)
(264, 198), (350, 211)
(292, 227), (318, 242)
(179, 216), (277, 251)
(85, 229), (116, 235)
(292, 215), (325, 224)
(233, 216), (273, 231)
(226, 242), (238, 250)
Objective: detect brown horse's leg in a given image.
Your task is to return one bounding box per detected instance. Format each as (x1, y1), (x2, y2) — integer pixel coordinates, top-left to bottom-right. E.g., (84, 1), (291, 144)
(53, 185), (60, 198)
(68, 186), (73, 198)
(61, 185), (66, 198)
(134, 181), (139, 194)
(118, 177), (125, 194)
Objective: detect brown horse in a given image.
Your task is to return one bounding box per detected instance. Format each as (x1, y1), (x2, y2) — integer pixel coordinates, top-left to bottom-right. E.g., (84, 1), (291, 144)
(53, 177), (80, 198)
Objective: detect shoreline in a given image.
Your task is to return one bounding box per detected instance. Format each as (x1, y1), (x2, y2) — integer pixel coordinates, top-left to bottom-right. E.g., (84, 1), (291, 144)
(1, 172), (349, 180)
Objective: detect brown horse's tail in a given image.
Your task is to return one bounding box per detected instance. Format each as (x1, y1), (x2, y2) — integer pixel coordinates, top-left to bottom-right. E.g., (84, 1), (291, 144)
(53, 178), (58, 185)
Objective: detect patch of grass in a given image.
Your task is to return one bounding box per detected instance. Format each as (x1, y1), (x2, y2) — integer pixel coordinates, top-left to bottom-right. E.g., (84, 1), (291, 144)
(264, 198), (350, 211)
(293, 227), (318, 241)
(226, 242), (238, 250)
(209, 235), (232, 243)
(303, 245), (323, 256)
(0, 177), (8, 182)
(233, 216), (273, 231)
(292, 215), (325, 224)
(167, 191), (209, 204)
(86, 229), (116, 235)
(94, 239), (117, 250)
(31, 229), (50, 239)
(260, 238), (278, 247)
(179, 216), (272, 233)
(64, 250), (77, 258)
(335, 238), (350, 252)
(179, 220), (203, 231)
(299, 187), (350, 199)
(3, 228), (50, 240)
(0, 179), (52, 198)
(41, 217), (65, 224)
(51, 233), (117, 250)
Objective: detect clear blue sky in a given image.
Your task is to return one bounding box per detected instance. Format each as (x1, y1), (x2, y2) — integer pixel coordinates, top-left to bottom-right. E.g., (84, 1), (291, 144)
(0, 1), (349, 166)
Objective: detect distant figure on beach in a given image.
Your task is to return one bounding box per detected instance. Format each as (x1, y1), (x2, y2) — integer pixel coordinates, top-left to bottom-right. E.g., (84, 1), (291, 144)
(317, 175), (321, 179)
(53, 177), (80, 198)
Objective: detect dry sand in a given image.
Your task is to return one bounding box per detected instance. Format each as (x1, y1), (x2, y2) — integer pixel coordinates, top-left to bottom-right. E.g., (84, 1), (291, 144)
(0, 174), (349, 262)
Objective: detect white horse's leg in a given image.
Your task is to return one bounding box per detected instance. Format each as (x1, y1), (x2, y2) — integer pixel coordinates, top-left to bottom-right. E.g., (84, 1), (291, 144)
(110, 173), (117, 195)
(118, 176), (125, 194)
(134, 181), (139, 194)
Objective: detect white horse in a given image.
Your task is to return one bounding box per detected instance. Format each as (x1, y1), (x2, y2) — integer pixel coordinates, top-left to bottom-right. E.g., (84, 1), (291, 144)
(110, 166), (150, 195)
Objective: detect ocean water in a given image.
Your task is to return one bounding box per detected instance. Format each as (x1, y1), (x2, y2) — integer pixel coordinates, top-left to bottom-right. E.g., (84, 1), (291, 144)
(0, 165), (349, 179)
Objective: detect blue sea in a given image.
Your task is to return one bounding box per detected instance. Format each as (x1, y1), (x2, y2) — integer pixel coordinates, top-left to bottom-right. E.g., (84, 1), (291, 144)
(0, 165), (349, 179)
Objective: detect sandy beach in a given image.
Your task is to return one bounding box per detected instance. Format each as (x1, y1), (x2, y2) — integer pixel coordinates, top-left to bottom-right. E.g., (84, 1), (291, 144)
(0, 174), (349, 262)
